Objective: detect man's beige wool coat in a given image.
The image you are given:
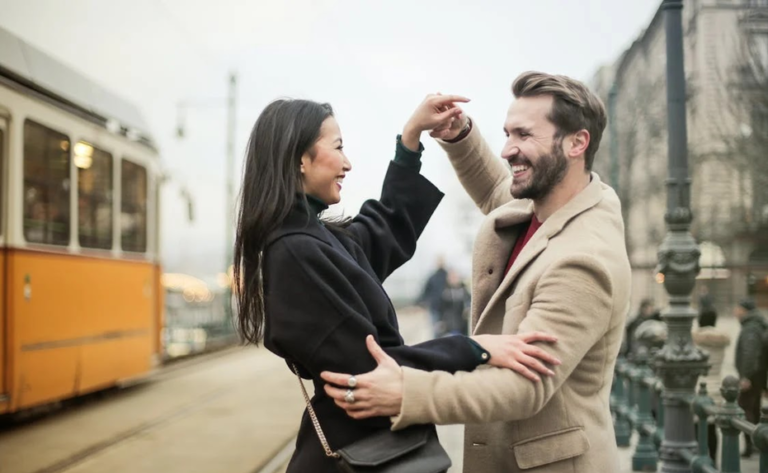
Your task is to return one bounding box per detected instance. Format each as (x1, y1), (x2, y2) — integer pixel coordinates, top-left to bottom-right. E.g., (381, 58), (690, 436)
(392, 122), (631, 473)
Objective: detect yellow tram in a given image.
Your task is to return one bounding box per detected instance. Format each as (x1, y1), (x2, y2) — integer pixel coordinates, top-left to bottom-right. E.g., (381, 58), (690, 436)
(0, 26), (163, 414)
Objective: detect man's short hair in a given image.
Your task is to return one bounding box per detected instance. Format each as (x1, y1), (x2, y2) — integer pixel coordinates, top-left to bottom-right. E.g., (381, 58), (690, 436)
(512, 71), (607, 171)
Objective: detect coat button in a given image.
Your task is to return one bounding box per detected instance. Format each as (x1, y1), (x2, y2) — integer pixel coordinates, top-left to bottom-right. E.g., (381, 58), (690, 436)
(481, 353), (489, 360)
(487, 268), (493, 275)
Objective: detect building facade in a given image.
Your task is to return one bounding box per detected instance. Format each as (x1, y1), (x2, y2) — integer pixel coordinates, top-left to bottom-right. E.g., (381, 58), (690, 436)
(591, 0), (768, 316)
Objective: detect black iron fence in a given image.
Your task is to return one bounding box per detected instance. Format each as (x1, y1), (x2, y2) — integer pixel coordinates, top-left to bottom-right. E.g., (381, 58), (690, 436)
(612, 353), (768, 472)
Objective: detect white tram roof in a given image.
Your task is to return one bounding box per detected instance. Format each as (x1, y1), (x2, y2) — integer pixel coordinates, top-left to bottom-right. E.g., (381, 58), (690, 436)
(0, 25), (156, 150)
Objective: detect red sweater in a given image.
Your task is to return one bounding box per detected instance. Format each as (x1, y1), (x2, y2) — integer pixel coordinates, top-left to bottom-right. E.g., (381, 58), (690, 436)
(504, 217), (542, 277)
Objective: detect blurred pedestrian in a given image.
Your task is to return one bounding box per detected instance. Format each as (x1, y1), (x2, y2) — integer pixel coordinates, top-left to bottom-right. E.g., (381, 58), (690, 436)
(438, 269), (471, 336)
(418, 256), (448, 336)
(623, 298), (660, 359)
(698, 285), (717, 320)
(693, 309), (731, 466)
(733, 297), (767, 458)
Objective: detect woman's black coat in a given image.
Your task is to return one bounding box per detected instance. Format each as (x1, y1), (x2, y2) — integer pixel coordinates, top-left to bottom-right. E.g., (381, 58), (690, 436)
(263, 161), (484, 472)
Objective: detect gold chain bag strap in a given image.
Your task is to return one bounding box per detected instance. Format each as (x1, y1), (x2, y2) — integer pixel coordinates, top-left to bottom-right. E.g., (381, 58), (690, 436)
(289, 363), (452, 473)
(291, 363), (340, 459)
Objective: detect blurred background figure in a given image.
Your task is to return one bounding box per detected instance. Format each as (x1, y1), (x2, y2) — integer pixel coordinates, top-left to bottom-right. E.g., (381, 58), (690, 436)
(699, 285), (718, 322)
(693, 308), (731, 467)
(623, 298), (661, 359)
(734, 297), (768, 458)
(438, 269), (471, 337)
(417, 255), (447, 337)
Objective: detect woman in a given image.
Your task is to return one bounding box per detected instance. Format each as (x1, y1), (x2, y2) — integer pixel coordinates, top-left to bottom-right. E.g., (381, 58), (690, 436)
(233, 95), (559, 472)
(693, 310), (731, 465)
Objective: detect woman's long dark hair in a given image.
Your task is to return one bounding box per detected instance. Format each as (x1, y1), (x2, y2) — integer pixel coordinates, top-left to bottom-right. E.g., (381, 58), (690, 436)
(234, 99), (334, 345)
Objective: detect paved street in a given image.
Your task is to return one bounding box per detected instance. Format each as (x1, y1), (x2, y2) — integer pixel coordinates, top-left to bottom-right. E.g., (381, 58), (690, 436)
(0, 347), (306, 473)
(0, 308), (762, 473)
(0, 308), (443, 473)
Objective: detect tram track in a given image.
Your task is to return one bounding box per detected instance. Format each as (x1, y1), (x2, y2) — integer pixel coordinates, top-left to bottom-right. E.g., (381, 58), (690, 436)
(32, 386), (233, 473)
(25, 347), (246, 473)
(2, 345), (303, 473)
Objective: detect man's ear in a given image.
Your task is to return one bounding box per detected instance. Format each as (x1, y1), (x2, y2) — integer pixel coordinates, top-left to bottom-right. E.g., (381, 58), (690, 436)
(568, 130), (590, 159)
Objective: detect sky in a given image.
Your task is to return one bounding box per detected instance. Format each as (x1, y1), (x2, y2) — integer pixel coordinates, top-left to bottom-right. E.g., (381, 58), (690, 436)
(0, 0), (660, 297)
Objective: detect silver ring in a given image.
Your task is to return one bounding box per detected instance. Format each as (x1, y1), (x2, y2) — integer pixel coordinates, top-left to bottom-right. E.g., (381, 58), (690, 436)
(344, 389), (356, 404)
(347, 376), (357, 388)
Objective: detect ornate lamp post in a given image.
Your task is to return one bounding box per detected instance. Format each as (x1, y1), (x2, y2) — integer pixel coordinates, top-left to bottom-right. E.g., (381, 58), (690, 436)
(653, 1), (710, 472)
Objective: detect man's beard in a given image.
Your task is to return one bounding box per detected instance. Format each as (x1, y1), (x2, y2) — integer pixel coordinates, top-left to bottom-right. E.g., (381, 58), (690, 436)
(510, 138), (568, 200)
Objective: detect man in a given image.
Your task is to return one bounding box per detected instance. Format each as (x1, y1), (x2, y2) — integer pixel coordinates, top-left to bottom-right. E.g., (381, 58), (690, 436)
(417, 256), (448, 336)
(322, 71), (631, 473)
(733, 297), (767, 458)
(439, 269), (471, 336)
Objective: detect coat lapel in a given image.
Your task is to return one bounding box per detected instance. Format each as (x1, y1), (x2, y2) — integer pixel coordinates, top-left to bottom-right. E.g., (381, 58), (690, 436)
(473, 173), (607, 332)
(470, 201), (533, 330)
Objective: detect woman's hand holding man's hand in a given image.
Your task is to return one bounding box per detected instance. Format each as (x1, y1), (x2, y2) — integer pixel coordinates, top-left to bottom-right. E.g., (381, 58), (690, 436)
(401, 94), (469, 151)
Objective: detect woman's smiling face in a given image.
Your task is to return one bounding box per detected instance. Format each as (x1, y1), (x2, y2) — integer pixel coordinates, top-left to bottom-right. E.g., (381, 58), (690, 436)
(301, 116), (352, 205)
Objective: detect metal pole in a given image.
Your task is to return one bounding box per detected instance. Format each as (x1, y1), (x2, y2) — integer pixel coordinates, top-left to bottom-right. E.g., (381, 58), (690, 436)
(608, 82), (620, 192)
(225, 72), (237, 320)
(654, 2), (709, 473)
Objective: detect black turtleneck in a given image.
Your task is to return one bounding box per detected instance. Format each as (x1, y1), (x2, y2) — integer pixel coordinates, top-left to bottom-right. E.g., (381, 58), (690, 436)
(306, 194), (329, 216)
(393, 134), (424, 171)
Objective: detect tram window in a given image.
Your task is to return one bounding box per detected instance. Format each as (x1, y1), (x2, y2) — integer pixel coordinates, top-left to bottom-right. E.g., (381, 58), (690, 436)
(121, 159), (147, 253)
(76, 142), (113, 249)
(23, 120), (71, 246)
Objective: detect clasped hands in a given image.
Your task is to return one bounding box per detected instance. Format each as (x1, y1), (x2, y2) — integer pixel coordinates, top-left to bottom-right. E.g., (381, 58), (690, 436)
(400, 93), (471, 151)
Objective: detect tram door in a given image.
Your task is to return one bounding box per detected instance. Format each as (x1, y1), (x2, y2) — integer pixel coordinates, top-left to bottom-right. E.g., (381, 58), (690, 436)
(0, 116), (6, 404)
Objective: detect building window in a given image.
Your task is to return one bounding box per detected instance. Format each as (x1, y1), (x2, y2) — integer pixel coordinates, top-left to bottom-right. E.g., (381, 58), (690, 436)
(23, 120), (70, 245)
(121, 159), (147, 253)
(76, 142), (113, 249)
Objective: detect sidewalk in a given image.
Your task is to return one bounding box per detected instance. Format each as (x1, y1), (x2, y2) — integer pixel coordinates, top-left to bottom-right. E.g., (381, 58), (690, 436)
(616, 432), (760, 473)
